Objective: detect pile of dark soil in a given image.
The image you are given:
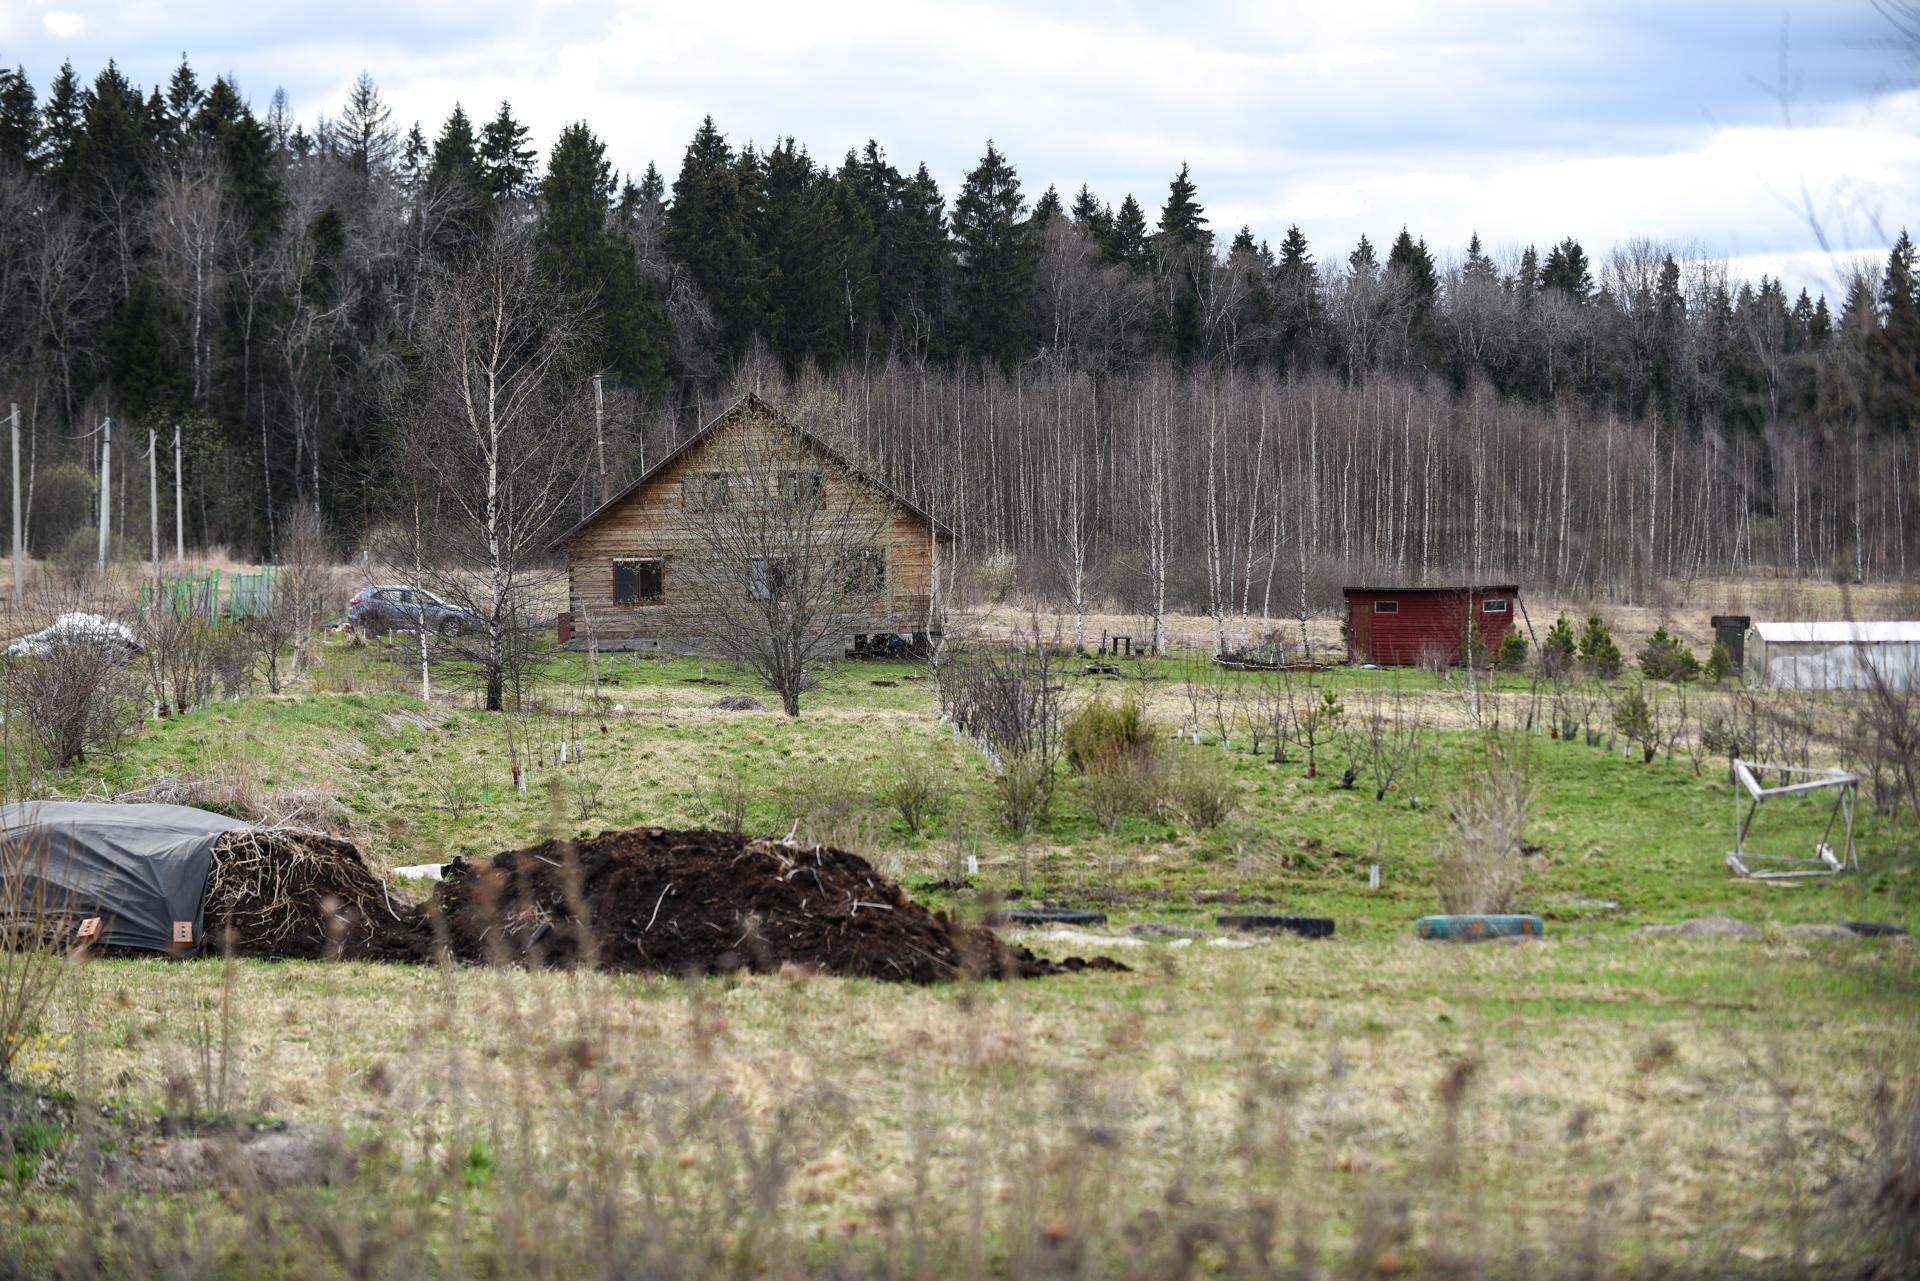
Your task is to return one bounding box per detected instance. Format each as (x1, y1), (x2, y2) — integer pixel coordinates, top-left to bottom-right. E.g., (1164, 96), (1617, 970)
(202, 829), (422, 962)
(430, 827), (1122, 982)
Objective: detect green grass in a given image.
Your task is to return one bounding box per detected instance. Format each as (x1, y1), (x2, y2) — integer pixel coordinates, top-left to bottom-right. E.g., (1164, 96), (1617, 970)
(64, 635), (1918, 939)
(10, 632), (1917, 1275)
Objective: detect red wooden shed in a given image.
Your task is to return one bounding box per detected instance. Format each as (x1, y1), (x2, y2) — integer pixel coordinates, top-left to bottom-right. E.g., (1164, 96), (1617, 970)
(1343, 585), (1522, 666)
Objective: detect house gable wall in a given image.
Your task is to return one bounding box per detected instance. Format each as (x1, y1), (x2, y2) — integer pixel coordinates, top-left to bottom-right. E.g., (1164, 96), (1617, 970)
(562, 404), (938, 653)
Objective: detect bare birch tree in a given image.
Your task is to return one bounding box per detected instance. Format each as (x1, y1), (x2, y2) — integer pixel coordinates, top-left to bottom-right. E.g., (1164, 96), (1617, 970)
(397, 225), (592, 712)
(679, 423), (890, 717)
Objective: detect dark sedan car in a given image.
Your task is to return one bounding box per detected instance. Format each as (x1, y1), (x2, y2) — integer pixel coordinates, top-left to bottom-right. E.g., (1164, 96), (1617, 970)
(347, 584), (484, 638)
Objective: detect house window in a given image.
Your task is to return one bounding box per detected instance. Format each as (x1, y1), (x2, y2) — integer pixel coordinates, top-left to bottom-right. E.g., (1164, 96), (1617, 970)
(684, 473), (730, 511)
(750, 558), (789, 601)
(1373, 600), (1399, 614)
(782, 471), (825, 509)
(613, 558), (663, 604)
(1482, 599), (1509, 614)
(844, 549), (886, 593)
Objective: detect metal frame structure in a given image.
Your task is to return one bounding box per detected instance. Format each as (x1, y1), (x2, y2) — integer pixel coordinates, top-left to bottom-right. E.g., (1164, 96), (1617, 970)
(1726, 759), (1859, 880)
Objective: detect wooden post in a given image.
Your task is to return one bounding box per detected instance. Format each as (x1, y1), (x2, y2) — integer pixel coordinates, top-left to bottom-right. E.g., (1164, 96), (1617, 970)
(97, 417), (111, 572)
(147, 429), (159, 569)
(9, 402), (20, 606)
(172, 425), (183, 562)
(593, 372), (607, 503)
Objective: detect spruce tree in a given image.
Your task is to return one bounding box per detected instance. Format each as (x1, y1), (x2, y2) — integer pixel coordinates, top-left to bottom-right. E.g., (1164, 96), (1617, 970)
(895, 162), (950, 359)
(950, 140), (1033, 368)
(38, 61), (83, 187)
(1155, 163), (1210, 251)
(1348, 234), (1378, 278)
(69, 62), (153, 213)
(1463, 232), (1496, 284)
(1031, 184), (1063, 227)
(1541, 237), (1593, 300)
(1069, 184), (1109, 240)
(1103, 194), (1151, 268)
(399, 123), (428, 191)
(0, 67), (37, 171)
(192, 78), (282, 239)
(478, 100), (536, 202)
(333, 71), (396, 176)
(1875, 229), (1919, 430)
(165, 58), (203, 127)
(427, 104), (490, 255)
(539, 122), (669, 389)
(665, 116), (767, 355)
(1274, 224), (1317, 365)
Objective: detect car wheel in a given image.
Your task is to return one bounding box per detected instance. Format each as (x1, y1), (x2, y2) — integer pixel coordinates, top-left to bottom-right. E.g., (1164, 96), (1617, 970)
(437, 617), (461, 638)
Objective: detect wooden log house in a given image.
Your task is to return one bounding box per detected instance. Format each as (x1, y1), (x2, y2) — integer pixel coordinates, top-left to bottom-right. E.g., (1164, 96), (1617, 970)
(549, 394), (950, 655)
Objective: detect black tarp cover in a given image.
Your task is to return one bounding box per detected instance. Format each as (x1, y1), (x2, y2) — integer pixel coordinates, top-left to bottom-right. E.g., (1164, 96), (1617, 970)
(0, 802), (248, 953)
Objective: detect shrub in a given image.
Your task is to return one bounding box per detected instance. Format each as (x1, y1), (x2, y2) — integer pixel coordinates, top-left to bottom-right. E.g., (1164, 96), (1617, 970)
(1064, 692), (1153, 773)
(1612, 684), (1658, 762)
(704, 761), (755, 834)
(993, 753), (1055, 833)
(1541, 613), (1578, 675)
(2, 637), (143, 770)
(26, 462), (93, 555)
(1436, 741), (1533, 914)
(1638, 626), (1700, 682)
(1461, 620), (1489, 670)
(1168, 751), (1238, 830)
(1578, 615), (1623, 679)
(1081, 747), (1165, 832)
(1498, 628), (1528, 672)
(878, 753), (948, 835)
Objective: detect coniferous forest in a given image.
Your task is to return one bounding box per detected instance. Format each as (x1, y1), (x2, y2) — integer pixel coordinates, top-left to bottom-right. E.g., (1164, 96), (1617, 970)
(1, 58), (1917, 613)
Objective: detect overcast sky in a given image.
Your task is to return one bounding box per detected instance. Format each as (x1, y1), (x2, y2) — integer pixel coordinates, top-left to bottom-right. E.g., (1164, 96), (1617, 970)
(4, 0), (1915, 298)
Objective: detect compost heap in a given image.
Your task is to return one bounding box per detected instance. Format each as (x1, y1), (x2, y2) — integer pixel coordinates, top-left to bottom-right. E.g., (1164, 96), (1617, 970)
(430, 827), (1119, 982)
(201, 827), (422, 961)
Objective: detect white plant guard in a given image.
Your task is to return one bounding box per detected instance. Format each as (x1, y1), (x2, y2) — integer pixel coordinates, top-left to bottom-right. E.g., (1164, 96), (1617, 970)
(1726, 759), (1859, 880)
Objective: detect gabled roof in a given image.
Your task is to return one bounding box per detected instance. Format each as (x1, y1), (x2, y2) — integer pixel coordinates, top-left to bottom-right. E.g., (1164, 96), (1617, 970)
(1752, 620), (1920, 644)
(1342, 584), (1520, 596)
(548, 392), (953, 551)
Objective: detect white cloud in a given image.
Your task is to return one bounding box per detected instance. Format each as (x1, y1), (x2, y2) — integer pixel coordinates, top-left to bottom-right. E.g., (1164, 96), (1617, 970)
(7, 0), (1913, 296)
(42, 9), (87, 38)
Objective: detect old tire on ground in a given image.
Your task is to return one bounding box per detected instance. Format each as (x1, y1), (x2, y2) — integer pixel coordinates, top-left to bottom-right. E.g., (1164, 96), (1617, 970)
(1215, 914), (1335, 939)
(987, 908), (1108, 928)
(1416, 914), (1545, 942)
(1840, 921), (1911, 937)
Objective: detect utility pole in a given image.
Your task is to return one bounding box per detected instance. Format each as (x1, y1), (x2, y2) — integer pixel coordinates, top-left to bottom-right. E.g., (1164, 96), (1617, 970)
(592, 372), (607, 503)
(147, 429), (159, 569)
(9, 403), (20, 606)
(97, 417), (112, 573)
(173, 425), (183, 562)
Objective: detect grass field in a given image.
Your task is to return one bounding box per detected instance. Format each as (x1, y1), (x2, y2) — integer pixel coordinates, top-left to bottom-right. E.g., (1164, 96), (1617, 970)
(4, 628), (1919, 1277)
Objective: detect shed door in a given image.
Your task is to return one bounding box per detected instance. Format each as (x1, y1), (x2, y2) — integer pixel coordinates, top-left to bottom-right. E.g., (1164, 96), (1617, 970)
(1351, 603), (1372, 661)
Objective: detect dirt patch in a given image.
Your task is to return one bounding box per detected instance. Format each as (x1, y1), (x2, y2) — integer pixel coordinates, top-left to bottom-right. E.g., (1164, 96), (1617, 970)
(712, 694), (765, 711)
(430, 828), (1125, 982)
(202, 828), (422, 962)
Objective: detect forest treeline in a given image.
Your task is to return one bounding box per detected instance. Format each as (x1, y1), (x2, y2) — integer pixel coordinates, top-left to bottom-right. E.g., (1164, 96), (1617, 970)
(0, 57), (1916, 604)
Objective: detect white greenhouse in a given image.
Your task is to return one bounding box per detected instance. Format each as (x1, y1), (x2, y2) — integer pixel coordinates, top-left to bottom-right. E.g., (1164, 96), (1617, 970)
(1745, 620), (1920, 691)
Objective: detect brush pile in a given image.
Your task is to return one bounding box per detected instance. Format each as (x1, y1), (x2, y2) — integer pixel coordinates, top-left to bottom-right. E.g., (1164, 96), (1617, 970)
(430, 827), (1119, 982)
(201, 828), (421, 961)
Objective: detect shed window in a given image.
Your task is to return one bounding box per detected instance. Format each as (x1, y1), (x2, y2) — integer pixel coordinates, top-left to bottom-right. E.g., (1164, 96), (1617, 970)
(1482, 599), (1509, 613)
(684, 473), (730, 511)
(613, 558), (663, 604)
(844, 549), (886, 593)
(1373, 600), (1399, 614)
